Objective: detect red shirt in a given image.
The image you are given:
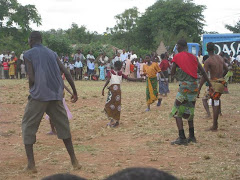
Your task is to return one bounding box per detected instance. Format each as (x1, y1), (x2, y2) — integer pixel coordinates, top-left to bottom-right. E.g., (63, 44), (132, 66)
(3, 62), (9, 70)
(130, 64), (134, 72)
(172, 51), (198, 78)
(160, 59), (170, 71)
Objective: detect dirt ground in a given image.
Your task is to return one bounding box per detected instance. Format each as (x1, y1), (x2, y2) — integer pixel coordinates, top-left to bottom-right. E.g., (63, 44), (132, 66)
(0, 79), (240, 180)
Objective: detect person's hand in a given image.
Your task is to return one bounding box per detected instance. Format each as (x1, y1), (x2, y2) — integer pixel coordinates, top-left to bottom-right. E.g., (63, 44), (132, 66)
(71, 93), (78, 103)
(102, 89), (104, 96)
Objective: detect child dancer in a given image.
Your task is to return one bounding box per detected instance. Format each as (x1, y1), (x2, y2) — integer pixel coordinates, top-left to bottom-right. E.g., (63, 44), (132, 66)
(102, 61), (142, 127)
(159, 53), (170, 98)
(46, 84), (73, 135)
(143, 55), (167, 111)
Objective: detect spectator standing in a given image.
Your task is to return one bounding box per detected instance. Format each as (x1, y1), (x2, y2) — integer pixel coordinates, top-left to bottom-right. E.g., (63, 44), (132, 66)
(21, 61), (26, 78)
(86, 51), (95, 74)
(2, 57), (9, 79)
(74, 57), (83, 80)
(9, 57), (16, 79)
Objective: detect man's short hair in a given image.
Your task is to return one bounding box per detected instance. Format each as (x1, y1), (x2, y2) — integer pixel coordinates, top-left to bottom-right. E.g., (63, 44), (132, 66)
(30, 31), (42, 42)
(207, 42), (215, 52)
(177, 39), (187, 48)
(160, 53), (165, 60)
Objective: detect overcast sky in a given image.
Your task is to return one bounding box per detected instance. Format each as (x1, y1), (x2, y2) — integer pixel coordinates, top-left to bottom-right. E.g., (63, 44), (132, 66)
(18, 0), (240, 34)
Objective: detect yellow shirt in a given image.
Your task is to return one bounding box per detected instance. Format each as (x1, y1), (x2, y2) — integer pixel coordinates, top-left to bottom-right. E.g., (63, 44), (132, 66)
(143, 62), (161, 78)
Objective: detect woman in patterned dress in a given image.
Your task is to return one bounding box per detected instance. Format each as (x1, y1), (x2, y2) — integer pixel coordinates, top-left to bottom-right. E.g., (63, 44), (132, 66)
(102, 61), (142, 127)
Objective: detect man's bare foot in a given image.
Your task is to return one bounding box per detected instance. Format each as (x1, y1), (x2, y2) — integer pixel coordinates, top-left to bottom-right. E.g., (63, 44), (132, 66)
(205, 126), (218, 132)
(203, 114), (211, 119)
(72, 161), (82, 170)
(24, 166), (37, 173)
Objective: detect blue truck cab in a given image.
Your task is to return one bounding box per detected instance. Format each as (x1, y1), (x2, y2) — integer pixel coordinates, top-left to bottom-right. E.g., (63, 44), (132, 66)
(173, 42), (200, 57)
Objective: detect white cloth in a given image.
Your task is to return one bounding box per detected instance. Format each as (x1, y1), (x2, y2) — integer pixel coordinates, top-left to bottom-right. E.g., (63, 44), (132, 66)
(130, 54), (137, 61)
(109, 71), (122, 86)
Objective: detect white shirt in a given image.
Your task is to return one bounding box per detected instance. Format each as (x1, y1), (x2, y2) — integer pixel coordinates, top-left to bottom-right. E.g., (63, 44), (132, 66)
(130, 54), (137, 61)
(20, 53), (24, 61)
(5, 54), (11, 61)
(87, 54), (95, 60)
(0, 54), (4, 62)
(120, 53), (128, 62)
(69, 64), (75, 70)
(99, 56), (109, 64)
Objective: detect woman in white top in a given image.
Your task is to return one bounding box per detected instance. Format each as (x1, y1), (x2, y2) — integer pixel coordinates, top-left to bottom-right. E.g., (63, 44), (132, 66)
(102, 61), (142, 127)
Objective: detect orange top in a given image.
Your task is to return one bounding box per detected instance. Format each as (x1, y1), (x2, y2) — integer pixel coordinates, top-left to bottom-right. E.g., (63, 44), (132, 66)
(143, 62), (161, 78)
(130, 64), (135, 72)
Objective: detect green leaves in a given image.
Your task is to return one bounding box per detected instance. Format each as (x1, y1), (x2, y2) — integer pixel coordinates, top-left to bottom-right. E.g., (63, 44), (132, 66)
(225, 20), (240, 33)
(0, 0), (41, 30)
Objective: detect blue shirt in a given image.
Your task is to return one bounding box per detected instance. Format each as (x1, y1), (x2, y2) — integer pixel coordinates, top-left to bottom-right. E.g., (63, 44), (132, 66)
(75, 61), (83, 68)
(88, 62), (95, 70)
(24, 44), (64, 101)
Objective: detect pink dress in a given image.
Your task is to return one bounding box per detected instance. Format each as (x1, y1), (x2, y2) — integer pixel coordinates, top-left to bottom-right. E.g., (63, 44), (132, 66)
(124, 59), (131, 76)
(45, 98), (73, 120)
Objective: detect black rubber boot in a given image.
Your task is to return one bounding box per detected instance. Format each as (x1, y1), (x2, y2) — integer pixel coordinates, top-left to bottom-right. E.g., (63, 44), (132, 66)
(171, 130), (188, 145)
(187, 127), (197, 143)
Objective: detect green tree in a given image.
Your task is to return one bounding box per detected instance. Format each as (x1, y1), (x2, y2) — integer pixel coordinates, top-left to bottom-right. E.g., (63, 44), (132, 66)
(225, 20), (240, 33)
(65, 23), (96, 44)
(136, 0), (205, 51)
(42, 30), (72, 56)
(107, 7), (140, 50)
(0, 0), (41, 30)
(0, 0), (41, 55)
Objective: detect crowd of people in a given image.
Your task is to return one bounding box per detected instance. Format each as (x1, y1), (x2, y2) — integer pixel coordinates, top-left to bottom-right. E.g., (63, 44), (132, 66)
(0, 31), (236, 175)
(0, 51), (26, 79)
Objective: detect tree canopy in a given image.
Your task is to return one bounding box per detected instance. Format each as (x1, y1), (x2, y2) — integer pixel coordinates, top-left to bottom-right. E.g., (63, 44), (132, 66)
(225, 20), (240, 33)
(136, 0), (206, 50)
(0, 0), (42, 55)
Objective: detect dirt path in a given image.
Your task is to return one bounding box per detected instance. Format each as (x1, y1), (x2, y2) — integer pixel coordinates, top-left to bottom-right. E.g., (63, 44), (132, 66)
(0, 80), (240, 180)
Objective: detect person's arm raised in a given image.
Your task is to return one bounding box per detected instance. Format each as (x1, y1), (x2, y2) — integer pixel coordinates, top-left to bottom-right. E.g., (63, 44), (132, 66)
(56, 57), (78, 103)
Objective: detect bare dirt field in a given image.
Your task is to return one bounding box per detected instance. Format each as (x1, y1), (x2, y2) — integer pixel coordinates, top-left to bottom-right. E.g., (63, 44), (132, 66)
(0, 79), (240, 180)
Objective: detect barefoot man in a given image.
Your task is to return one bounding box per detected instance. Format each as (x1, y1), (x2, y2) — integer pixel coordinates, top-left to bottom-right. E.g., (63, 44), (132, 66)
(22, 31), (80, 172)
(170, 39), (211, 145)
(198, 42), (228, 131)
